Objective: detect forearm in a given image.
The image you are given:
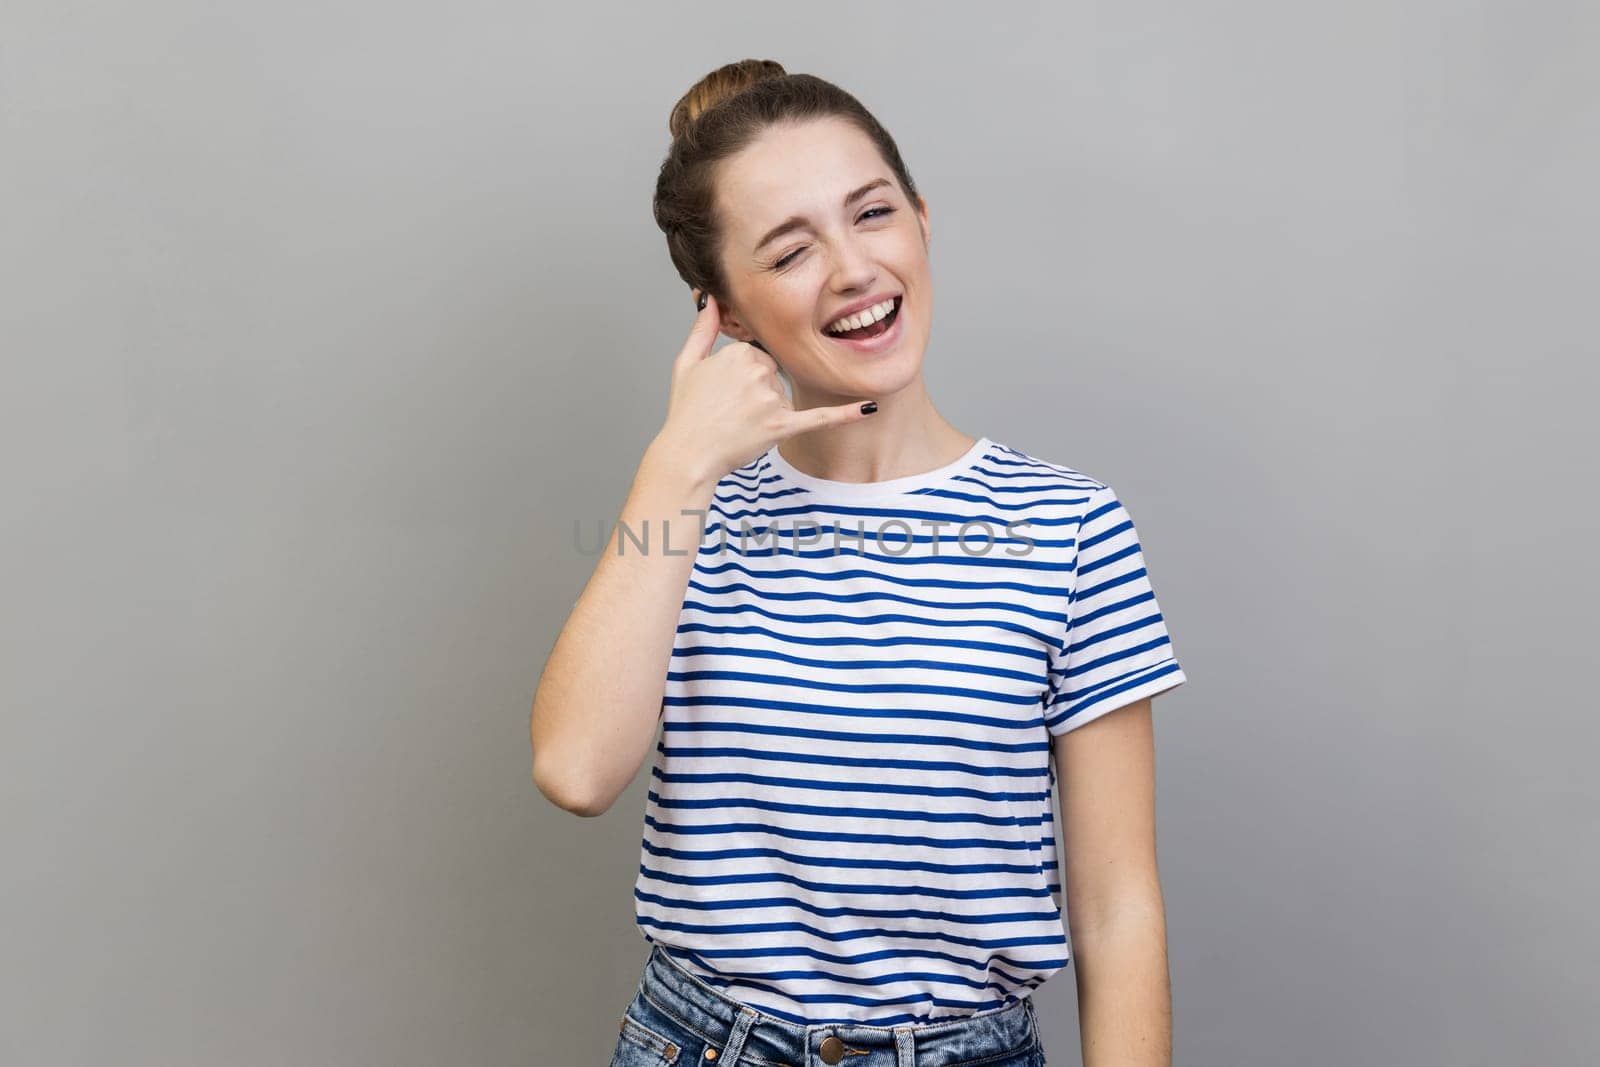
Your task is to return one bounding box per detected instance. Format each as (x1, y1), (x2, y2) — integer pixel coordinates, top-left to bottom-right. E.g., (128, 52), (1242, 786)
(1070, 898), (1173, 1067)
(530, 435), (718, 816)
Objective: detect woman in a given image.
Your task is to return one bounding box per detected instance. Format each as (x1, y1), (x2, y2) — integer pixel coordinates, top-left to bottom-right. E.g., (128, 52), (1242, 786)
(531, 60), (1187, 1067)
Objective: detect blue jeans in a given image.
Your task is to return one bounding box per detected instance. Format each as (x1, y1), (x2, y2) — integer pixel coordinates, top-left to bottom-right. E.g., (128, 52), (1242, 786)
(608, 944), (1046, 1067)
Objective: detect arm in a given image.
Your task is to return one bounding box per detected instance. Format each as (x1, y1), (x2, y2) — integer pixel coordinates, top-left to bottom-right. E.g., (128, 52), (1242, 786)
(529, 291), (879, 819)
(528, 292), (883, 819)
(529, 436), (717, 817)
(1054, 695), (1173, 1067)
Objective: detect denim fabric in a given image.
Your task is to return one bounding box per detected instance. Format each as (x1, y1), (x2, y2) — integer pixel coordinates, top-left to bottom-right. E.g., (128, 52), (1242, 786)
(607, 944), (1047, 1067)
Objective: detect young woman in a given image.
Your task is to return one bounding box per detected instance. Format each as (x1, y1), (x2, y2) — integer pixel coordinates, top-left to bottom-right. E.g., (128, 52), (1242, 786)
(531, 60), (1187, 1067)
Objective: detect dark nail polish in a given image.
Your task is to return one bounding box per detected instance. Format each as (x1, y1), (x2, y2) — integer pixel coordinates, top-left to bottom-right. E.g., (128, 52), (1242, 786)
(696, 291), (708, 311)
(860, 401), (878, 415)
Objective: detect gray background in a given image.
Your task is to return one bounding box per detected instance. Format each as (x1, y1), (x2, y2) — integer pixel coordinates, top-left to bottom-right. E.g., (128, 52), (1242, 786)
(3, 2), (1596, 1064)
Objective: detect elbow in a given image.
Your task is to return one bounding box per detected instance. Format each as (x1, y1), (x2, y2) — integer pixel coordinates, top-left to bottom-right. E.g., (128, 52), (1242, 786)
(532, 750), (611, 818)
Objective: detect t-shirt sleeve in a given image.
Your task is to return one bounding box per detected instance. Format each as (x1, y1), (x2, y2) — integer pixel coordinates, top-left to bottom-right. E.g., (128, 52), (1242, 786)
(1042, 484), (1187, 736)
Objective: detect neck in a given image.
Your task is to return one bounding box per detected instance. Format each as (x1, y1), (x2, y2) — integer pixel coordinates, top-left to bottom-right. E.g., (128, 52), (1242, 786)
(777, 375), (976, 483)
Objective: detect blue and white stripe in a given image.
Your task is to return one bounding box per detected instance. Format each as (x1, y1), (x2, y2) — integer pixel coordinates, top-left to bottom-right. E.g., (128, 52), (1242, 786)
(631, 436), (1186, 1025)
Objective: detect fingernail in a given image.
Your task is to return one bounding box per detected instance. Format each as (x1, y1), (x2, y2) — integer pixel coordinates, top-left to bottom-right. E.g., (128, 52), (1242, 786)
(696, 292), (708, 311)
(860, 401), (878, 414)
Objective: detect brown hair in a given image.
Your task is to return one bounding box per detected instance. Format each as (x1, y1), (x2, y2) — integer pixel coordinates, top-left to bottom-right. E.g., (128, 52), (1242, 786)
(653, 60), (922, 310)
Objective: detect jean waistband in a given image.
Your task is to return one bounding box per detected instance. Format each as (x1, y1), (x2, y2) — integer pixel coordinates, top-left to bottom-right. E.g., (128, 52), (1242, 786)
(636, 943), (1039, 1067)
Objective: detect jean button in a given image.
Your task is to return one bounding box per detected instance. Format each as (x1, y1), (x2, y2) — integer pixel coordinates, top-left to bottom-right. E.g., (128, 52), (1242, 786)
(819, 1034), (845, 1063)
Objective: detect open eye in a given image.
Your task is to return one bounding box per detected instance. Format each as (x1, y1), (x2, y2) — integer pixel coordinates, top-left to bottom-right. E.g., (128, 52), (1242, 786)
(772, 207), (897, 271)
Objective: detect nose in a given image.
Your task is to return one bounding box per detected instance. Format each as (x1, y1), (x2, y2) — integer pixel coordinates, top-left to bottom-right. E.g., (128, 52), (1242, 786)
(826, 231), (878, 293)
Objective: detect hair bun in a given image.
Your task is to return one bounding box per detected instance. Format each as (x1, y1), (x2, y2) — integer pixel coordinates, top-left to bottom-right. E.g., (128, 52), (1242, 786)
(668, 59), (788, 140)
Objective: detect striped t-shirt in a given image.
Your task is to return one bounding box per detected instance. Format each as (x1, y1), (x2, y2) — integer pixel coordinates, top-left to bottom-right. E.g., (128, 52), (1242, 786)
(630, 435), (1186, 1026)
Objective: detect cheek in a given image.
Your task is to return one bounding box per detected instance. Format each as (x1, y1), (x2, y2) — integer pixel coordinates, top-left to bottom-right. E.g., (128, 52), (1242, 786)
(766, 290), (824, 335)
(884, 254), (931, 297)
(901, 232), (932, 268)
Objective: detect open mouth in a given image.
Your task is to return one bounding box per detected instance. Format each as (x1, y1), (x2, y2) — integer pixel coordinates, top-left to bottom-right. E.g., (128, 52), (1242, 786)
(823, 295), (901, 343)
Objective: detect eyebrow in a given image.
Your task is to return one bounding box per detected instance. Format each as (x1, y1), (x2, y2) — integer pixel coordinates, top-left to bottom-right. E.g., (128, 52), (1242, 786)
(752, 178), (894, 254)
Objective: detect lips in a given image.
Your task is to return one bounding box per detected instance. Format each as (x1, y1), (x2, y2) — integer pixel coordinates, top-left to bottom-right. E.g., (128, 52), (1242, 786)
(821, 295), (902, 339)
(821, 292), (903, 334)
(822, 294), (904, 353)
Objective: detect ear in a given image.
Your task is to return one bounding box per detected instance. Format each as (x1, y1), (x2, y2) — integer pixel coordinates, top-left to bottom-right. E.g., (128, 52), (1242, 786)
(917, 194), (931, 247)
(691, 287), (753, 341)
(716, 303), (758, 344)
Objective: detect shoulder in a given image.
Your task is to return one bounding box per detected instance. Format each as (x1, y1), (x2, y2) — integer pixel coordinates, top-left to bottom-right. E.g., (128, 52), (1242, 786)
(980, 440), (1114, 517)
(982, 440), (1105, 489)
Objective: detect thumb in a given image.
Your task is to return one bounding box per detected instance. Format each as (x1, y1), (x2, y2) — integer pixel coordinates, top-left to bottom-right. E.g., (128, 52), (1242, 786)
(675, 290), (723, 371)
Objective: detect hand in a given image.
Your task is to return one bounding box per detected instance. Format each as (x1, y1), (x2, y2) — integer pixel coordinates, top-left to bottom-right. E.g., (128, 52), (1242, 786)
(653, 291), (878, 485)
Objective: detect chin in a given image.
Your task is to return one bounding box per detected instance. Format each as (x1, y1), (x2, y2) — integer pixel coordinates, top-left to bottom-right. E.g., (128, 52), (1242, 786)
(790, 314), (929, 395)
(822, 348), (924, 399)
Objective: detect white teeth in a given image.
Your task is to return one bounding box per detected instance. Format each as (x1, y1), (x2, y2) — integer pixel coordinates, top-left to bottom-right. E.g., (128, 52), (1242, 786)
(825, 297), (897, 334)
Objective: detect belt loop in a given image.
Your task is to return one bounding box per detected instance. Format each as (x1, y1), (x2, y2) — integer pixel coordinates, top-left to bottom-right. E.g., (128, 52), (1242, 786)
(894, 1025), (915, 1067)
(718, 1005), (759, 1064)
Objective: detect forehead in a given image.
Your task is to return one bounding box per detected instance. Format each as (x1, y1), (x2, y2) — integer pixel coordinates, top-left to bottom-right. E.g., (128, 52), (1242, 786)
(715, 117), (890, 233)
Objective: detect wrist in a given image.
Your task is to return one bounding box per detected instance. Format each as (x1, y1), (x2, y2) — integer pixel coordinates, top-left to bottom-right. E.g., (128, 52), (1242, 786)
(641, 433), (719, 497)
